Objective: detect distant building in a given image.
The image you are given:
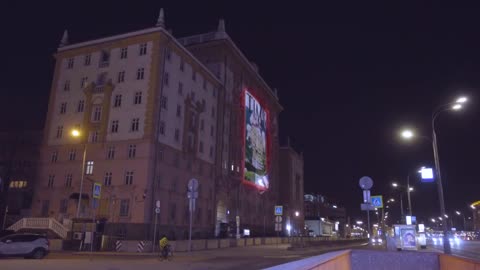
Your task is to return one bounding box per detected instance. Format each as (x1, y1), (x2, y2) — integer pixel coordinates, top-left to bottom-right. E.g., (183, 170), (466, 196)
(279, 143), (304, 235)
(304, 194), (347, 236)
(0, 130), (42, 227)
(29, 9), (282, 239)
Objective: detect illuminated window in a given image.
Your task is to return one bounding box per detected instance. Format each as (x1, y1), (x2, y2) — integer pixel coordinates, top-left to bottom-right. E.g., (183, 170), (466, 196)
(120, 47), (128, 59)
(67, 58), (74, 69)
(86, 161), (94, 175)
(139, 43), (147, 56)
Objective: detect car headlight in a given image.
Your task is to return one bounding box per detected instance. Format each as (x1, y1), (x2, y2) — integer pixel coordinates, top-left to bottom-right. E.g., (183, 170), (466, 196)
(378, 238), (383, 243)
(371, 239), (376, 243)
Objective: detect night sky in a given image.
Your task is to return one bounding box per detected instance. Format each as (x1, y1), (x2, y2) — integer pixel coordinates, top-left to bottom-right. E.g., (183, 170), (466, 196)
(2, 2), (480, 225)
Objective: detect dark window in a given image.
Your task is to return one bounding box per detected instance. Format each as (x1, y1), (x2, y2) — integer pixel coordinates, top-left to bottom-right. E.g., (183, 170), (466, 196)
(67, 58), (74, 69)
(114, 95), (122, 107)
(139, 43), (147, 55)
(120, 47), (128, 59)
(128, 144), (136, 159)
(119, 199), (130, 216)
(134, 92), (142, 105)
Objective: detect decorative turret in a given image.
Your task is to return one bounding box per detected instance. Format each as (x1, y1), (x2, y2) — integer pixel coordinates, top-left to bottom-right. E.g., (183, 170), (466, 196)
(156, 8), (165, 28)
(59, 30), (69, 47)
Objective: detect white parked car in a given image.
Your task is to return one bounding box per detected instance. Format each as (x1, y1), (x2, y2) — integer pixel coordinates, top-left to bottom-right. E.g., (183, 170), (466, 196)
(0, 234), (49, 259)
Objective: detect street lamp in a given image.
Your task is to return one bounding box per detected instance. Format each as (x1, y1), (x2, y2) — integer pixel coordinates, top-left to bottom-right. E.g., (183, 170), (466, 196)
(295, 211), (299, 217)
(71, 128), (87, 218)
(398, 96), (468, 254)
(455, 211), (466, 230)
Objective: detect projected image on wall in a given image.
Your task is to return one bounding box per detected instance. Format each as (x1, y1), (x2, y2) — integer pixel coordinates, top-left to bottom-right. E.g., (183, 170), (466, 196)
(244, 91), (269, 189)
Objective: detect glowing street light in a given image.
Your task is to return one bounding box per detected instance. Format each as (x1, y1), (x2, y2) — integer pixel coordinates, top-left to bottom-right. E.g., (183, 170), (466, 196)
(71, 129), (81, 137)
(389, 198), (395, 202)
(456, 97), (468, 103)
(409, 187), (414, 192)
(392, 183), (398, 188)
(295, 211), (299, 217)
(455, 211), (461, 215)
(444, 214), (449, 218)
(356, 221), (363, 225)
(452, 104), (462, 110)
(431, 218), (436, 223)
(401, 130), (414, 139)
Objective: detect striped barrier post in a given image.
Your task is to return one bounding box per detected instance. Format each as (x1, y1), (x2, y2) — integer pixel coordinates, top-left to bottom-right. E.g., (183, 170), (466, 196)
(115, 240), (122, 252)
(137, 241), (146, 252)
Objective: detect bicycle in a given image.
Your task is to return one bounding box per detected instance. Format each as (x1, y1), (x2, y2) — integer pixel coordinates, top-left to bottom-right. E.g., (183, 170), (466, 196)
(160, 244), (173, 261)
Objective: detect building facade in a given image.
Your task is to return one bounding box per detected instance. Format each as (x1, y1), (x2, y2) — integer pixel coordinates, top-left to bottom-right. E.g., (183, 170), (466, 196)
(32, 10), (282, 239)
(471, 201), (480, 231)
(278, 143), (304, 235)
(0, 131), (42, 228)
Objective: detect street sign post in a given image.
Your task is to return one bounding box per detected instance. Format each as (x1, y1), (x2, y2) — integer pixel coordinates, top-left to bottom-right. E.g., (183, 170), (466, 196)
(371, 195), (383, 208)
(274, 205), (283, 216)
(187, 179), (199, 252)
(359, 176), (374, 236)
(92, 183), (101, 199)
(152, 199), (160, 253)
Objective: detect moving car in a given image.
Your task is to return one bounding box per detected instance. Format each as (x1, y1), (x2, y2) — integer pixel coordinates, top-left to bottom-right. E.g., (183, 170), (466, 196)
(370, 236), (384, 245)
(0, 233), (49, 259)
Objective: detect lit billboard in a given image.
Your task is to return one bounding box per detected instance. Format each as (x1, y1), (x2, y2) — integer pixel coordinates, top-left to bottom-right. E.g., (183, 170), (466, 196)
(244, 91), (269, 189)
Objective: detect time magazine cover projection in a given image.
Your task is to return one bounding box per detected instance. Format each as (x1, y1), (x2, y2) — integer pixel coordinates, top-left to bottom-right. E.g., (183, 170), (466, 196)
(244, 91), (269, 189)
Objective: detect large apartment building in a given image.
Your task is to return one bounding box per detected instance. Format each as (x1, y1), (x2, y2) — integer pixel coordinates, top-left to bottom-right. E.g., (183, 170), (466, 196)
(32, 9), (282, 240)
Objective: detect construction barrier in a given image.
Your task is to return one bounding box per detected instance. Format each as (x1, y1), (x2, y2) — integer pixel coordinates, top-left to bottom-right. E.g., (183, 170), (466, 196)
(137, 241), (146, 252)
(115, 240), (122, 252)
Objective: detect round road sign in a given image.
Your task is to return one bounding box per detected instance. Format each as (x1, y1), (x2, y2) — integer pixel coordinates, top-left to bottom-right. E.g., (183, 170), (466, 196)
(359, 176), (373, 190)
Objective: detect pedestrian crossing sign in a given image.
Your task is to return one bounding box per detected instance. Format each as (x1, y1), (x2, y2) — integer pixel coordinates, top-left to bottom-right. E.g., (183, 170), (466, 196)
(371, 195), (383, 208)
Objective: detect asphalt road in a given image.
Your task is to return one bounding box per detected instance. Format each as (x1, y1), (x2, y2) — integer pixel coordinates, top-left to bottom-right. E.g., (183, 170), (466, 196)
(429, 239), (480, 261)
(0, 242), (368, 270)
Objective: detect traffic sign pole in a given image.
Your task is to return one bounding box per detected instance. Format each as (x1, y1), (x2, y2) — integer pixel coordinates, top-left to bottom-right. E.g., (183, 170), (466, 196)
(152, 200), (160, 253)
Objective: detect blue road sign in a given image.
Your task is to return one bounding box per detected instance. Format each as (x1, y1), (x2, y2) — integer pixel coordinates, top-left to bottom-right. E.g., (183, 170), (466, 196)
(371, 195), (383, 208)
(93, 183), (102, 199)
(274, 205), (283, 216)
